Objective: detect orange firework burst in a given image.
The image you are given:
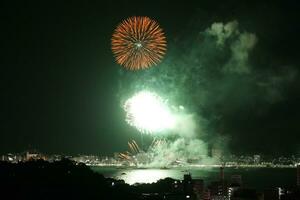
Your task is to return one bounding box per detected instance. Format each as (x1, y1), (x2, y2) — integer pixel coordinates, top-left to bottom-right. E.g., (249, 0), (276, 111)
(111, 16), (167, 70)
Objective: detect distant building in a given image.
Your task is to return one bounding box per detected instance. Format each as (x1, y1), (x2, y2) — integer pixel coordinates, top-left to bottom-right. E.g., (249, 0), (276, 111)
(278, 187), (285, 198)
(26, 151), (39, 160)
(24, 151), (46, 161)
(208, 167), (229, 199)
(172, 180), (183, 194)
(230, 175), (242, 187)
(264, 188), (279, 200)
(183, 174), (193, 196)
(220, 167), (224, 181)
(231, 188), (257, 200)
(228, 187), (237, 200)
(297, 165), (300, 188)
(253, 155), (261, 164)
(163, 193), (191, 200)
(209, 181), (228, 199)
(7, 153), (15, 162)
(203, 188), (211, 200)
(279, 187), (300, 199)
(193, 179), (204, 199)
(228, 176), (242, 200)
(1, 154), (8, 161)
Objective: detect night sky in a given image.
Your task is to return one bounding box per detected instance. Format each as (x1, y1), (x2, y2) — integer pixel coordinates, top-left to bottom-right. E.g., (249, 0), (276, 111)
(1, 0), (300, 156)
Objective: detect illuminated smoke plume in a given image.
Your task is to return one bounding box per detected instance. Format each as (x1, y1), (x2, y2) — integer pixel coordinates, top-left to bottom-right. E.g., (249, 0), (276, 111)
(118, 19), (299, 159)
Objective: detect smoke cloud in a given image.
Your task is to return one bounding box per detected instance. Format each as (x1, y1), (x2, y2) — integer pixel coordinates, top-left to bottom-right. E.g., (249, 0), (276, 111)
(205, 20), (239, 47)
(224, 32), (257, 74)
(118, 19), (299, 160)
(147, 138), (214, 167)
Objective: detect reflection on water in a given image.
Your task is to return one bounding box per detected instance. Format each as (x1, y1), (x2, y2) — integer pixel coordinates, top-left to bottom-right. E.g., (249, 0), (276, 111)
(92, 167), (214, 185)
(118, 169), (171, 185)
(91, 166), (296, 188)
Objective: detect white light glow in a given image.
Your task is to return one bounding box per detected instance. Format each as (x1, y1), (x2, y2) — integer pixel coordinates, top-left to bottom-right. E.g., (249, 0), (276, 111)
(124, 91), (175, 134)
(119, 169), (169, 185)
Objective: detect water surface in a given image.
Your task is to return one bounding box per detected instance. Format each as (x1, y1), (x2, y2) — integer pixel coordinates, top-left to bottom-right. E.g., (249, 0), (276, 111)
(91, 166), (296, 189)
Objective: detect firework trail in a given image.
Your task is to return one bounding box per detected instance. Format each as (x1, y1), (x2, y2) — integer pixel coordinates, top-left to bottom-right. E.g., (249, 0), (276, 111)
(111, 16), (167, 70)
(118, 138), (168, 166)
(128, 141), (137, 154)
(132, 140), (141, 152)
(149, 137), (166, 149)
(118, 153), (131, 161)
(120, 140), (143, 161)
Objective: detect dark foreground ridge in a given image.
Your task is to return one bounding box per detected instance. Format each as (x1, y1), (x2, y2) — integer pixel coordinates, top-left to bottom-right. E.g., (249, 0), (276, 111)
(1, 160), (300, 200)
(0, 159), (182, 200)
(0, 159), (137, 199)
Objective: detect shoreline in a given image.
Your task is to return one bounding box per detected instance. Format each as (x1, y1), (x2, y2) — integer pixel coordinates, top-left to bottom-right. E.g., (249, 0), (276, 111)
(88, 164), (297, 169)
